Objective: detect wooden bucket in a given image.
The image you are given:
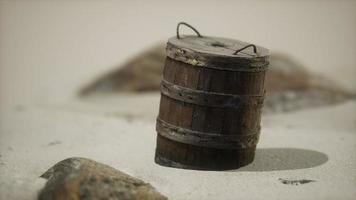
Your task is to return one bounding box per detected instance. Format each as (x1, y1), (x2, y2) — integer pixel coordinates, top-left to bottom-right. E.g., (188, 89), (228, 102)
(155, 23), (269, 170)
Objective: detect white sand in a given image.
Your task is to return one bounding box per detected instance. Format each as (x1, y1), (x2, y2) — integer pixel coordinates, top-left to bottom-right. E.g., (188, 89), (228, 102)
(1, 1), (355, 199)
(0, 93), (355, 199)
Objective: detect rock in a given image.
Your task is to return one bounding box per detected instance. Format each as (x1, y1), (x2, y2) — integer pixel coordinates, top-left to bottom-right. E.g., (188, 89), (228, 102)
(38, 157), (167, 200)
(263, 89), (351, 114)
(79, 43), (355, 113)
(80, 44), (165, 95)
(278, 178), (316, 185)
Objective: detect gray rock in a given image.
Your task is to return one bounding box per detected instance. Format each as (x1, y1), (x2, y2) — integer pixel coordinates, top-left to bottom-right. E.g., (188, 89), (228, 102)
(39, 157), (167, 200)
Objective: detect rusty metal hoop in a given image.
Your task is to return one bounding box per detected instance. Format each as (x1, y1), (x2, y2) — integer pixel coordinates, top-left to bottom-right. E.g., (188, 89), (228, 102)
(176, 22), (202, 39)
(233, 44), (257, 55)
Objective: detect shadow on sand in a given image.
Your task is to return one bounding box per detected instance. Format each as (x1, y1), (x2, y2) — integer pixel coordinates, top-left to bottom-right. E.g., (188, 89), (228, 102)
(236, 148), (328, 172)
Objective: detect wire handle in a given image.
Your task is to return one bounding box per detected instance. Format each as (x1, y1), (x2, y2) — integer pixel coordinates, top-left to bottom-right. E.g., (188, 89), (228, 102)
(233, 44), (257, 55)
(177, 22), (202, 39)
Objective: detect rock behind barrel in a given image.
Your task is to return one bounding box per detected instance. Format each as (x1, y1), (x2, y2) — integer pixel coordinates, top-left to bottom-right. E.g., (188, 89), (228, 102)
(79, 43), (355, 114)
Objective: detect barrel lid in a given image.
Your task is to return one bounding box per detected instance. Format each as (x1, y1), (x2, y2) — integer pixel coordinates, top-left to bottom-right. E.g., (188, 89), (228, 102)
(166, 23), (269, 72)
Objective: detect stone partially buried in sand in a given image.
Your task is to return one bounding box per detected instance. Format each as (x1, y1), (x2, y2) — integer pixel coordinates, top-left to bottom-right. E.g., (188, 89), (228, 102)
(80, 44), (166, 94)
(39, 157), (167, 200)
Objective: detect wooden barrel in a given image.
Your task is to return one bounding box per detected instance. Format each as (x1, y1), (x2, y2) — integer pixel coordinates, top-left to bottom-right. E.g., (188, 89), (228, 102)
(155, 25), (269, 170)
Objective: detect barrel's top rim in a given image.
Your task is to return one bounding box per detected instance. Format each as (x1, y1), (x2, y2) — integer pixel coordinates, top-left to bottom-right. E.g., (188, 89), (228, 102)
(168, 35), (269, 58)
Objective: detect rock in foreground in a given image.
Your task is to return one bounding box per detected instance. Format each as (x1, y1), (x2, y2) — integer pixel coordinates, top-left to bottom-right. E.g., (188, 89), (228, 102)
(39, 157), (167, 200)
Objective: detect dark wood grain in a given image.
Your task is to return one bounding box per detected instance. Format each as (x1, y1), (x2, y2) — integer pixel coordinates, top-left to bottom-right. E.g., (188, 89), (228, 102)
(156, 36), (268, 170)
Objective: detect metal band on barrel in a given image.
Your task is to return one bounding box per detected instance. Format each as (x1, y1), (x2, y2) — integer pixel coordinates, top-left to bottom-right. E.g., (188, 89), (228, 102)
(156, 118), (260, 149)
(160, 79), (264, 108)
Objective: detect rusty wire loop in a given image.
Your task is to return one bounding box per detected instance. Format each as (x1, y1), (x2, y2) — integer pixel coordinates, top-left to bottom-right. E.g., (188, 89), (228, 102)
(176, 22), (202, 39)
(233, 44), (258, 55)
(176, 22), (257, 55)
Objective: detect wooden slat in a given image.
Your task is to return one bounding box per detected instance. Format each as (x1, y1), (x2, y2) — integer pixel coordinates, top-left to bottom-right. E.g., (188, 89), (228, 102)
(156, 56), (267, 170)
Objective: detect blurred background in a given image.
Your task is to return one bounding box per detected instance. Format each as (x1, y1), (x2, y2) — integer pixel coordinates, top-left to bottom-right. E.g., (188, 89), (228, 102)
(1, 0), (355, 105)
(0, 0), (355, 200)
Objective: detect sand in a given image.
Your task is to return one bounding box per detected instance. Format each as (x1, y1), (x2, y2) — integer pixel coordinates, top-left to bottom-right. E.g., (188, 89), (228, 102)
(1, 1), (355, 199)
(0, 93), (355, 199)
